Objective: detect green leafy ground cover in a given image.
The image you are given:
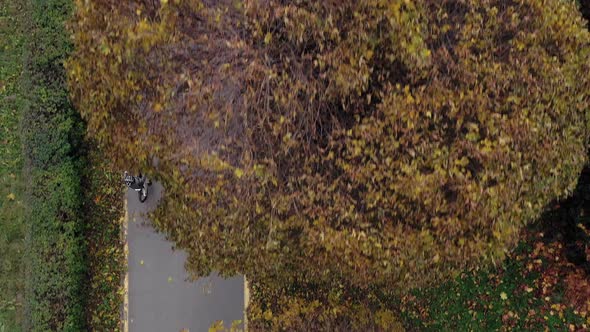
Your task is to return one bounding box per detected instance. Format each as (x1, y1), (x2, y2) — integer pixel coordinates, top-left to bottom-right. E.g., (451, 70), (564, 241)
(0, 0), (27, 330)
(22, 0), (88, 329)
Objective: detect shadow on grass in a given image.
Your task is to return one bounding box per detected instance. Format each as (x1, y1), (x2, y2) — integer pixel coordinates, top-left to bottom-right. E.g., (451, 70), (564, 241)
(536, 159), (590, 274)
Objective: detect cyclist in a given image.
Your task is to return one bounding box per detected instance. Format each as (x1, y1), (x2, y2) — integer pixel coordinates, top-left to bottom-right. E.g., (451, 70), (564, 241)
(124, 171), (146, 190)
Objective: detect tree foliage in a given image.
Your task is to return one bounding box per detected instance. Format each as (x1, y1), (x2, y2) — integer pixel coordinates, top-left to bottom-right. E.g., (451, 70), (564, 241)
(68, 0), (590, 328)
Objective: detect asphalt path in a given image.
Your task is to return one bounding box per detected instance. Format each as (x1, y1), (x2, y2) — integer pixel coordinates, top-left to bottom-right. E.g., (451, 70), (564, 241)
(126, 182), (245, 332)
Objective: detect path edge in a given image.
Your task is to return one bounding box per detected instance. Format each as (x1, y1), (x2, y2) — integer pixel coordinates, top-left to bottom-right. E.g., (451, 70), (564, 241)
(122, 196), (129, 332)
(244, 276), (250, 331)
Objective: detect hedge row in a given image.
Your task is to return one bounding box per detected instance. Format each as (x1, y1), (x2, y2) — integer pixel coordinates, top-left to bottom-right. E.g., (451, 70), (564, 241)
(22, 0), (87, 330)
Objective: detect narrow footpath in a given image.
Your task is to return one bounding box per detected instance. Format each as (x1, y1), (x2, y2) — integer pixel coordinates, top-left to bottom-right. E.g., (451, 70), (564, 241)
(124, 182), (245, 332)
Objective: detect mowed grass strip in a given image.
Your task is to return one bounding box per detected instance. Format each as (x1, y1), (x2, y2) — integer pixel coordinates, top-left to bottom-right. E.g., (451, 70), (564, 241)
(0, 0), (27, 330)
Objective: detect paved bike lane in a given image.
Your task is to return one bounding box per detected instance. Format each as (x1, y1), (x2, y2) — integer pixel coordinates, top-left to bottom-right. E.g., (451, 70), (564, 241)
(124, 182), (245, 332)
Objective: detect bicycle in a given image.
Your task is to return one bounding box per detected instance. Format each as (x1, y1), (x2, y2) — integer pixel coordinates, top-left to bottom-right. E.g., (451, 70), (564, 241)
(123, 171), (152, 203)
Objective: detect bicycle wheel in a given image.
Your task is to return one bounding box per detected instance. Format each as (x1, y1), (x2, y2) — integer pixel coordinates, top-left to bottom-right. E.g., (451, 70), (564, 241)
(138, 190), (148, 203)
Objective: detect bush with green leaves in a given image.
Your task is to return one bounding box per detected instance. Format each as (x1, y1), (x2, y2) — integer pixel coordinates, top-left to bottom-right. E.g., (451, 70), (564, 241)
(68, 0), (590, 328)
(23, 0), (87, 330)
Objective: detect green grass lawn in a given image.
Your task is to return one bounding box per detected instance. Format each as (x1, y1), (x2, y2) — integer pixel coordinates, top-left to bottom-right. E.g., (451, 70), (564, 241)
(0, 0), (26, 330)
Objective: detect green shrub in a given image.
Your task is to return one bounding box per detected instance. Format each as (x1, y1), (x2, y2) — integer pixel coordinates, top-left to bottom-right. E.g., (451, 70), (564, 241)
(23, 0), (87, 330)
(68, 0), (590, 328)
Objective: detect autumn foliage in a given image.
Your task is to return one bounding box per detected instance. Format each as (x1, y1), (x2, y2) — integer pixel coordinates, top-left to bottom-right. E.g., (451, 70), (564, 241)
(68, 0), (590, 328)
